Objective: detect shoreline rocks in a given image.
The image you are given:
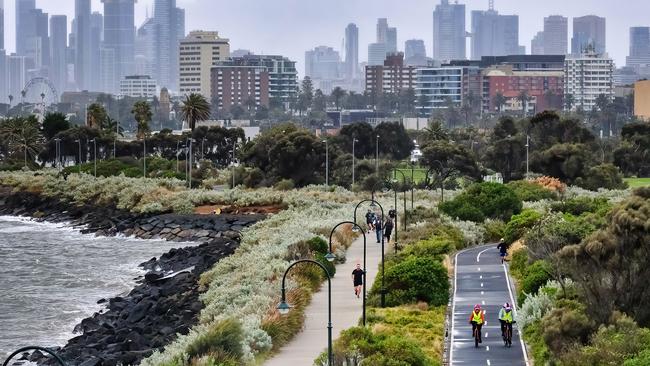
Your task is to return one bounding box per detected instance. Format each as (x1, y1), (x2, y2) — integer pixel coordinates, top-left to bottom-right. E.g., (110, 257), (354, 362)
(0, 187), (264, 366)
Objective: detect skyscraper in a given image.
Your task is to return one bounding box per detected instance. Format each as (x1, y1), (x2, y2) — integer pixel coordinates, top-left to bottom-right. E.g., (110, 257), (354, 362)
(50, 15), (67, 94)
(90, 11), (103, 91)
(531, 32), (545, 55)
(152, 0), (185, 91)
(135, 17), (155, 77)
(16, 0), (35, 56)
(471, 8), (521, 59)
(0, 0), (5, 51)
(370, 18), (397, 65)
(377, 18), (388, 44)
(404, 39), (427, 66)
(543, 15), (568, 55)
(344, 23), (359, 80)
(368, 43), (387, 66)
(102, 0), (136, 82)
(74, 0), (92, 90)
(8, 55), (27, 100)
(571, 15), (606, 55)
(23, 8), (49, 71)
(432, 0), (466, 61)
(305, 46), (341, 80)
(629, 27), (650, 57)
(179, 30), (230, 98)
(386, 27), (397, 53)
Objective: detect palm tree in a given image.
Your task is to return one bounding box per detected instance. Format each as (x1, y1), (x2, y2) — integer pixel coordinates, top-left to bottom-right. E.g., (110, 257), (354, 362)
(8, 95), (13, 108)
(493, 92), (507, 113)
(423, 119), (449, 142)
(0, 116), (44, 168)
(518, 90), (530, 116)
(20, 90), (26, 104)
(131, 101), (152, 140)
(87, 103), (108, 129)
(331, 87), (346, 111)
(180, 93), (211, 131)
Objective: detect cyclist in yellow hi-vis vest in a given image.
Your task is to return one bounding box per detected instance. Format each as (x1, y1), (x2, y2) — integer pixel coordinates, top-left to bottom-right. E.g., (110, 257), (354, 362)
(499, 302), (515, 346)
(468, 304), (485, 343)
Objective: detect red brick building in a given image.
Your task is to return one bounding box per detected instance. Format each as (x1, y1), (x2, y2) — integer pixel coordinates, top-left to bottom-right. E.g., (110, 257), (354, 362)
(365, 53), (417, 96)
(482, 65), (564, 113)
(211, 62), (270, 111)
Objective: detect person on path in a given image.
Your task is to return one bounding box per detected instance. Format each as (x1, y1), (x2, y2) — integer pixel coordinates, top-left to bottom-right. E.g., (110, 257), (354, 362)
(388, 207), (396, 220)
(497, 238), (508, 263)
(384, 218), (394, 243)
(352, 263), (364, 298)
(469, 304), (485, 343)
(365, 209), (375, 233)
(499, 302), (515, 338)
(374, 216), (383, 243)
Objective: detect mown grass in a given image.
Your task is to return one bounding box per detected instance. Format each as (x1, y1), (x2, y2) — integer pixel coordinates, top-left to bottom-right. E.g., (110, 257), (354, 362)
(366, 304), (446, 365)
(624, 177), (650, 188)
(395, 168), (428, 183)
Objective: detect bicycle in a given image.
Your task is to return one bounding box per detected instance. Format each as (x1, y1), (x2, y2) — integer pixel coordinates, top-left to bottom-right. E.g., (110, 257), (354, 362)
(471, 322), (482, 348)
(502, 321), (515, 347)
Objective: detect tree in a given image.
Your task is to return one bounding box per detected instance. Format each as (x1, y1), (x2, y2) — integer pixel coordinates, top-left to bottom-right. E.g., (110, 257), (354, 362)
(86, 103), (108, 129)
(180, 93), (211, 131)
(530, 143), (593, 184)
(559, 188), (650, 326)
(331, 87), (346, 111)
(335, 122), (374, 158)
(312, 89), (327, 112)
(301, 77), (314, 106)
(420, 140), (482, 191)
(422, 119), (449, 143)
(42, 112), (70, 140)
(493, 92), (507, 113)
(564, 93), (575, 111)
(518, 90), (530, 116)
(375, 122), (414, 160)
(131, 101), (152, 140)
(613, 122), (650, 176)
(398, 88), (416, 115)
(210, 95), (221, 119)
(0, 116), (44, 167)
(417, 94), (430, 117)
(484, 117), (526, 182)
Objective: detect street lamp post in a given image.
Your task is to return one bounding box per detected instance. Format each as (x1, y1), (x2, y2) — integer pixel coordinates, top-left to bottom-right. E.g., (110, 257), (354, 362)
(188, 138), (196, 188)
(53, 138), (60, 169)
(525, 134), (530, 178)
(201, 138), (206, 160)
(114, 120), (119, 159)
(354, 198), (386, 307)
(392, 169), (408, 253)
(74, 139), (81, 173)
(375, 135), (379, 173)
(326, 221), (367, 325)
(176, 140), (181, 173)
(352, 137), (358, 188)
(231, 146), (236, 189)
(277, 259), (333, 366)
(143, 137), (147, 178)
(410, 162), (415, 209)
(322, 139), (329, 186)
(89, 138), (97, 177)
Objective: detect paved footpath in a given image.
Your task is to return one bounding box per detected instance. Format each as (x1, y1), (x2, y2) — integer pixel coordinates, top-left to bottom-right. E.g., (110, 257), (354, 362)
(264, 231), (384, 366)
(450, 245), (530, 366)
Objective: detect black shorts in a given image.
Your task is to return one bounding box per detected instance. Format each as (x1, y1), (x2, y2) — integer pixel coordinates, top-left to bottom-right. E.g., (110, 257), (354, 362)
(354, 280), (363, 286)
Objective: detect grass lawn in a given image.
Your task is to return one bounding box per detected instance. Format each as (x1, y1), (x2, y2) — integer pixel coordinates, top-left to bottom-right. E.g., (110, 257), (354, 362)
(395, 168), (429, 183)
(624, 177), (650, 188)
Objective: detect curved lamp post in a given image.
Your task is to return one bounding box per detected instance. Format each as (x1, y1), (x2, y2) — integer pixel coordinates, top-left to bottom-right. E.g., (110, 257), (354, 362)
(326, 221), (367, 325)
(353, 198), (386, 307)
(392, 169), (409, 253)
(2, 346), (66, 366)
(277, 259), (333, 366)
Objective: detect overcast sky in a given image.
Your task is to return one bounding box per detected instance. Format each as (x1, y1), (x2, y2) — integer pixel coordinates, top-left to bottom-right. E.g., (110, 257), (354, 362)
(3, 0), (649, 76)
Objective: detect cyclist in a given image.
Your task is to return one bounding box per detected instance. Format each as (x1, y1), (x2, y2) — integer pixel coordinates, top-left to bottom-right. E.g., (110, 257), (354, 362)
(468, 304), (485, 343)
(497, 238), (508, 264)
(499, 302), (514, 342)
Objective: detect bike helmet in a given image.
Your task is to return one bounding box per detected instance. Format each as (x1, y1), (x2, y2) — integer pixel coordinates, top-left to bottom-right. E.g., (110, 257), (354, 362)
(504, 303), (512, 311)
(474, 304), (482, 311)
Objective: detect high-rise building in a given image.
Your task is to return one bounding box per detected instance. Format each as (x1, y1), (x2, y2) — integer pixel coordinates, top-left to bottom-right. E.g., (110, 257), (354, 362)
(75, 0), (92, 90)
(564, 50), (613, 111)
(305, 46), (341, 80)
(365, 53), (416, 96)
(215, 54), (297, 103)
(471, 8), (522, 59)
(135, 17), (155, 77)
(102, 0), (136, 82)
(415, 67), (463, 115)
(50, 15), (67, 94)
(22, 7), (49, 72)
(211, 60), (270, 111)
(99, 47), (116, 93)
(404, 39), (427, 66)
(344, 23), (359, 80)
(0, 50), (7, 102)
(151, 0), (185, 91)
(386, 27), (397, 53)
(8, 55), (27, 100)
(571, 15), (606, 55)
(543, 15), (568, 55)
(629, 27), (650, 57)
(89, 11), (103, 91)
(179, 30), (230, 99)
(0, 0), (5, 51)
(120, 75), (157, 99)
(16, 0), (35, 56)
(368, 43), (387, 66)
(432, 0), (466, 61)
(377, 18), (388, 44)
(531, 32), (545, 55)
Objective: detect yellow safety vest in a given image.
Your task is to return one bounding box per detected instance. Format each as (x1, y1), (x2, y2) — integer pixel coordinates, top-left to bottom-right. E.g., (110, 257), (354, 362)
(472, 311), (483, 324)
(501, 310), (513, 322)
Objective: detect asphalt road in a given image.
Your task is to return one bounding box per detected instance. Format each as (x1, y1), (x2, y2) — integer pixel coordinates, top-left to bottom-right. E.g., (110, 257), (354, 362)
(449, 245), (529, 366)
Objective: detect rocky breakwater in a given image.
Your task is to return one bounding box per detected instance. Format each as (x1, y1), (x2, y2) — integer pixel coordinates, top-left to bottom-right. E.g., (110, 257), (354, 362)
(0, 187), (265, 366)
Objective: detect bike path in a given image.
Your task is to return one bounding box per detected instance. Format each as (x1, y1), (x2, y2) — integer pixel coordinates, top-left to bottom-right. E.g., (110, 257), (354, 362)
(449, 245), (529, 366)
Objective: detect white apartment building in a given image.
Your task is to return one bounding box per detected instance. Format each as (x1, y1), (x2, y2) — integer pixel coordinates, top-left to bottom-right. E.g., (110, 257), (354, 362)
(564, 50), (614, 111)
(414, 67), (463, 116)
(120, 75), (158, 99)
(179, 30), (230, 99)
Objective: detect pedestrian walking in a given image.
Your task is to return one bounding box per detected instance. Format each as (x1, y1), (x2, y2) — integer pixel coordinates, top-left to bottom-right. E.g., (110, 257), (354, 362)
(384, 218), (394, 243)
(365, 209), (375, 233)
(374, 216), (383, 243)
(388, 207), (396, 220)
(352, 263), (364, 298)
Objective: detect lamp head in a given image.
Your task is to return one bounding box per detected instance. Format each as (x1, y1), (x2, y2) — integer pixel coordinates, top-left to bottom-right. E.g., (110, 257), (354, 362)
(325, 252), (336, 262)
(369, 200), (377, 207)
(277, 300), (291, 315)
(351, 225), (360, 233)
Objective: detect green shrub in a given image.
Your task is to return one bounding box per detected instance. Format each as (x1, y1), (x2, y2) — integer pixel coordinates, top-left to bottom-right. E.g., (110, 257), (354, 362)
(483, 219), (506, 242)
(519, 260), (552, 304)
(362, 336), (430, 366)
(306, 236), (328, 254)
(185, 318), (243, 362)
(274, 179), (295, 191)
(402, 237), (455, 259)
(503, 209), (543, 243)
(314, 252), (336, 278)
(551, 197), (611, 216)
(507, 180), (558, 202)
(123, 166), (144, 178)
(541, 299), (595, 356)
(510, 249), (529, 279)
(373, 256), (449, 307)
(625, 349), (650, 366)
(524, 320), (551, 364)
(439, 182), (522, 222)
(576, 163), (629, 191)
(243, 168), (264, 188)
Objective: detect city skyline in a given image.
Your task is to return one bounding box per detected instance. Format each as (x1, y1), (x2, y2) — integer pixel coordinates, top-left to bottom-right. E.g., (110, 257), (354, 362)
(0, 0), (649, 73)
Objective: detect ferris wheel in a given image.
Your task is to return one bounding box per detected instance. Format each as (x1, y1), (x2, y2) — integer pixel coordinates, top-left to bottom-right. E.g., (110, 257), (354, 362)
(21, 77), (59, 106)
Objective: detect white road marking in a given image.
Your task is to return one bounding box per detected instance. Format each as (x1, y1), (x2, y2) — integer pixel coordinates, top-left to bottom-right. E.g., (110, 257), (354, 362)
(450, 250), (460, 364)
(487, 360), (491, 366)
(480, 275), (483, 279)
(481, 291), (484, 295)
(481, 282), (484, 287)
(476, 247), (492, 262)
(503, 263), (531, 366)
(482, 300), (485, 305)
(486, 346), (490, 351)
(478, 267), (481, 271)
(485, 332), (488, 338)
